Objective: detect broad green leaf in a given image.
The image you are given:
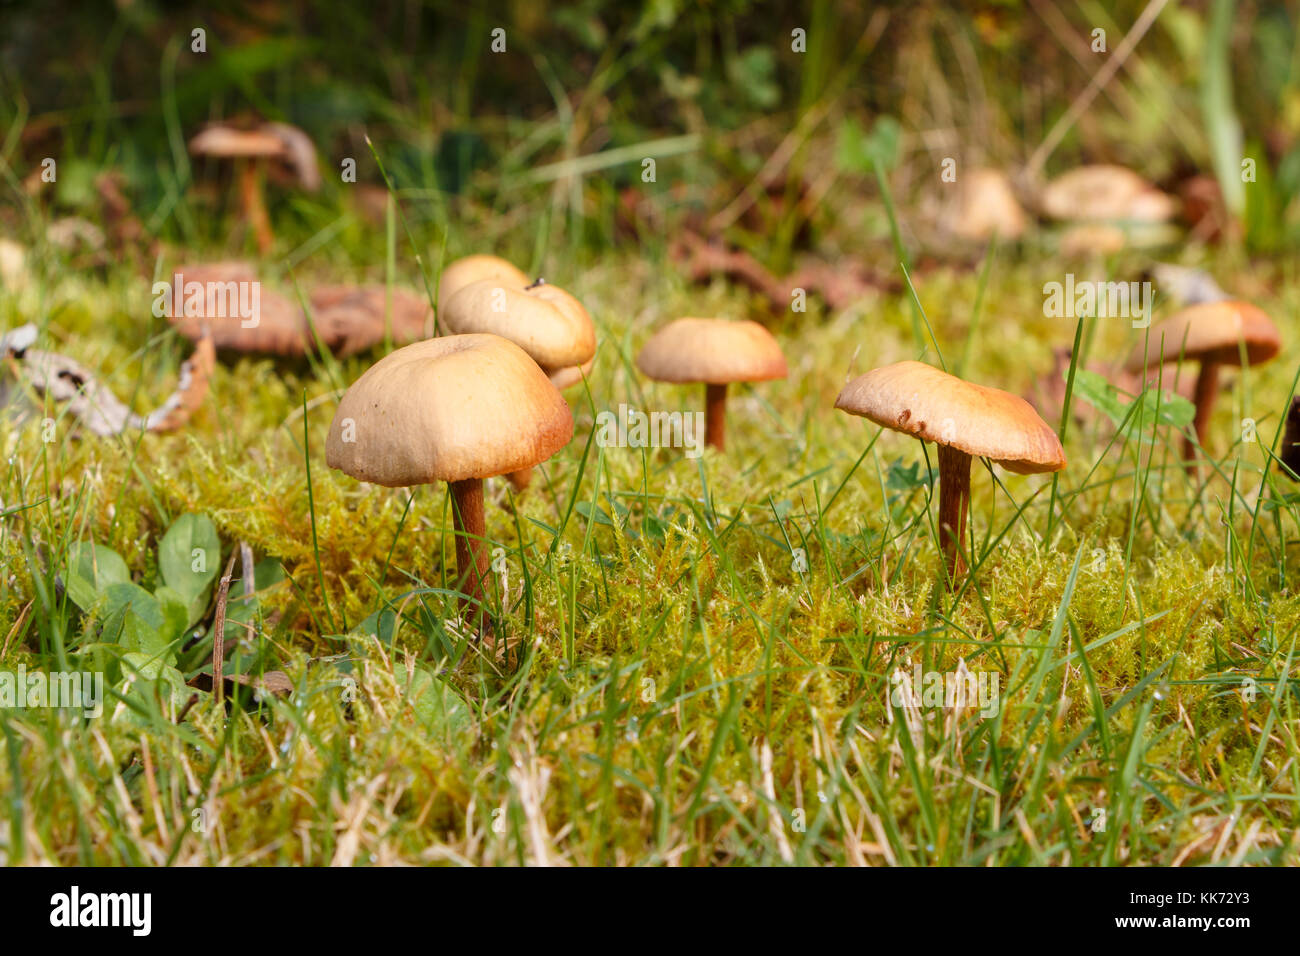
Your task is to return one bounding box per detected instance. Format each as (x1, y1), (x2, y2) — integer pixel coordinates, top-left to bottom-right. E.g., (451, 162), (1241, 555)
(887, 458), (930, 492)
(153, 586), (191, 647)
(1067, 369), (1196, 442)
(100, 582), (171, 661)
(159, 513), (220, 624)
(65, 542), (130, 611)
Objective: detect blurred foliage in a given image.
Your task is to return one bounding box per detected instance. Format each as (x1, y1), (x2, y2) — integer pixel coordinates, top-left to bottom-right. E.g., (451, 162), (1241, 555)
(1, 0), (1300, 256)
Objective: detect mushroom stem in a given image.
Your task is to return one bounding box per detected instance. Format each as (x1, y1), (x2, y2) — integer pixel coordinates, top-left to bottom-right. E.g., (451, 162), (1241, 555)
(1186, 360), (1220, 460)
(937, 444), (971, 583)
(238, 160), (274, 255)
(705, 383), (727, 451)
(449, 477), (490, 627)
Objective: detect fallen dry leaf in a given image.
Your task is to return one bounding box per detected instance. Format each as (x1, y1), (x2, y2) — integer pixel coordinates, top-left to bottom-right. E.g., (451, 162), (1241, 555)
(1, 323), (214, 436)
(164, 263), (434, 356)
(669, 231), (894, 312)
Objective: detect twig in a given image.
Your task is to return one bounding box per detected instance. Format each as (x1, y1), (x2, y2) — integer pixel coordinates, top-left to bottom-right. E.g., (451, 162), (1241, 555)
(211, 552), (237, 706)
(1024, 0), (1170, 182)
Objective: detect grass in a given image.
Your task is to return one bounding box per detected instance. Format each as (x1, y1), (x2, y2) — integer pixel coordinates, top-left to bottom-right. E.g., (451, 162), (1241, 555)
(1, 232), (1299, 866)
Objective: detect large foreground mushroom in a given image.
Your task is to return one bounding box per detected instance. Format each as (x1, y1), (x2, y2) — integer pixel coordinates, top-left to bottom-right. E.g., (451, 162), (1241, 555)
(1125, 301), (1280, 461)
(636, 317), (787, 451)
(836, 361), (1066, 583)
(326, 334), (573, 628)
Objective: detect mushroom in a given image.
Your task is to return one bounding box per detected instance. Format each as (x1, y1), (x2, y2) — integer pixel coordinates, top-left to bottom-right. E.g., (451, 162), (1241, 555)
(947, 168), (1027, 242)
(0, 238), (28, 291)
(1124, 301), (1280, 460)
(441, 276), (596, 490)
(635, 317), (787, 451)
(1040, 165), (1177, 223)
(189, 122), (320, 254)
(835, 361), (1066, 582)
(325, 334), (573, 628)
(437, 254), (530, 306)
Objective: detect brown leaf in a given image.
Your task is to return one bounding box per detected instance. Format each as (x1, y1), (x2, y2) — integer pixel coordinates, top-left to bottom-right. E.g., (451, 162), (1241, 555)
(164, 264), (434, 356)
(1, 324), (214, 436)
(187, 669), (295, 700)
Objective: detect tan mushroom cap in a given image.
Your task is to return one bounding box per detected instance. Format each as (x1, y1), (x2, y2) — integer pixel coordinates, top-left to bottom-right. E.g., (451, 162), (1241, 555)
(1042, 165), (1177, 222)
(327, 334), (573, 487)
(437, 255), (530, 305)
(188, 126), (286, 159)
(547, 356), (595, 390)
(1124, 301), (1281, 372)
(636, 318), (787, 385)
(950, 168), (1027, 241)
(441, 279), (595, 369)
(836, 360), (1066, 475)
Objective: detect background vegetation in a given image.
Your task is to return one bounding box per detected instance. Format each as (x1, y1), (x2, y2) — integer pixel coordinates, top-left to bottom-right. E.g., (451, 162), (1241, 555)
(0, 0), (1298, 865)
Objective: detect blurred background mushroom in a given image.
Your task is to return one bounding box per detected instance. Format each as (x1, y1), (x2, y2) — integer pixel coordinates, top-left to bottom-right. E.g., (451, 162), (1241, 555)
(1040, 164), (1179, 256)
(188, 121), (321, 254)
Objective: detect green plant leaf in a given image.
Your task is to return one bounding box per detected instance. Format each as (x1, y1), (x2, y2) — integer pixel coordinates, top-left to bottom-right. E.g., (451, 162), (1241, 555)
(398, 665), (473, 736)
(1068, 369), (1196, 441)
(100, 582), (171, 659)
(112, 652), (190, 725)
(159, 513), (221, 625)
(65, 542), (130, 611)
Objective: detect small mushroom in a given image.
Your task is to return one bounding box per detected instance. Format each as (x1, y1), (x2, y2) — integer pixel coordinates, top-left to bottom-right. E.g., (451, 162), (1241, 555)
(0, 238), (27, 291)
(189, 122), (320, 254)
(1041, 165), (1177, 223)
(442, 276), (596, 491)
(437, 254), (530, 305)
(836, 361), (1066, 583)
(947, 168), (1027, 242)
(1124, 301), (1281, 460)
(325, 334), (573, 630)
(635, 318), (787, 451)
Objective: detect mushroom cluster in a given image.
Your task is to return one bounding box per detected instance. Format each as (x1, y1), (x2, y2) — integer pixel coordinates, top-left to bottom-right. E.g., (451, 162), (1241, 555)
(319, 224), (1285, 643)
(439, 254), (597, 490)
